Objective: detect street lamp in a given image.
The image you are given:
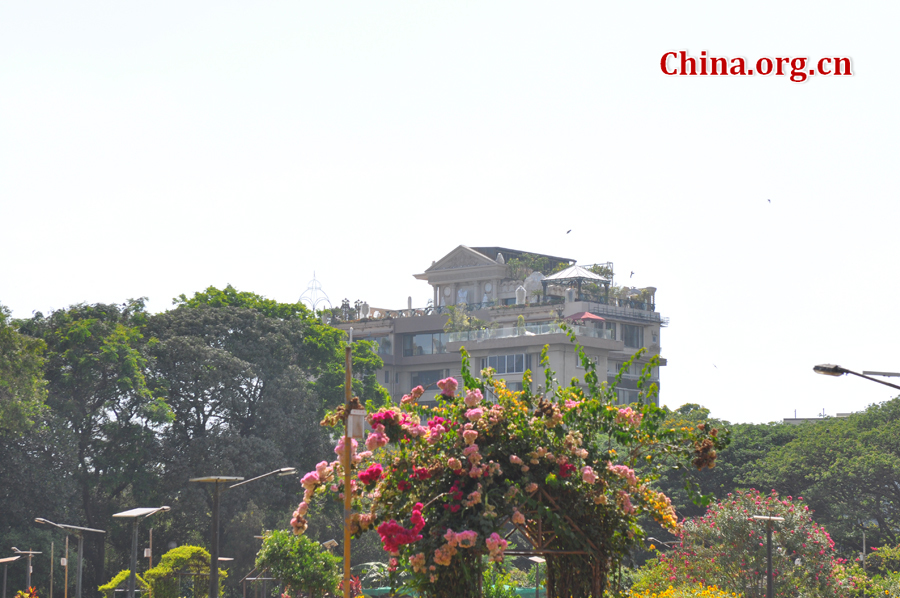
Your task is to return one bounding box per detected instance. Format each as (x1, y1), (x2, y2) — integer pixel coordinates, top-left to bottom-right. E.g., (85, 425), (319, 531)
(752, 515), (784, 598)
(190, 468), (297, 598)
(33, 520), (105, 598)
(0, 556), (21, 598)
(813, 364), (900, 391)
(112, 508), (170, 598)
(11, 549), (40, 592)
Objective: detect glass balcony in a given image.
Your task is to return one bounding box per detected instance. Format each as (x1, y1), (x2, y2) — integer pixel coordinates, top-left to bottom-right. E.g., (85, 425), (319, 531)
(447, 323), (614, 343)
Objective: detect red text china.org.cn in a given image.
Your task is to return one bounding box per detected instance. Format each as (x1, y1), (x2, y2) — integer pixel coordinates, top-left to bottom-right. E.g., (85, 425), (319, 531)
(660, 50), (853, 82)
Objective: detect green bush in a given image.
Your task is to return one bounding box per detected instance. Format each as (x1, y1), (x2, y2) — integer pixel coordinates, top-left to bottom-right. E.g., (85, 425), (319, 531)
(143, 545), (226, 598)
(98, 570), (149, 598)
(256, 530), (340, 598)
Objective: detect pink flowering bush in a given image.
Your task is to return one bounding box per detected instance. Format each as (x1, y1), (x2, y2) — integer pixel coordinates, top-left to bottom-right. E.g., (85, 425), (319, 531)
(638, 489), (845, 598)
(291, 337), (726, 598)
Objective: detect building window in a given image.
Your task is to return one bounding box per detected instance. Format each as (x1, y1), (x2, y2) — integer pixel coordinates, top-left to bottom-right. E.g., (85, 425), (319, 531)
(403, 332), (451, 356)
(616, 388), (640, 404)
(622, 324), (644, 348)
(411, 369), (444, 389)
(384, 370), (390, 384)
(606, 321), (616, 339)
(481, 354), (530, 375)
(609, 361), (639, 377)
(374, 336), (392, 355)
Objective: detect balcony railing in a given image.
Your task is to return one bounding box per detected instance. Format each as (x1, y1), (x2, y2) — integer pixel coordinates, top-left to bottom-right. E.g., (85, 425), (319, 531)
(447, 323), (614, 343)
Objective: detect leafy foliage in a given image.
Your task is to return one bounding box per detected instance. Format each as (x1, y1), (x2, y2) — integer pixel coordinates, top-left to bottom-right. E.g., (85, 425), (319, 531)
(143, 545), (225, 598)
(743, 399), (900, 550)
(255, 530), (340, 598)
(13, 299), (171, 591)
(291, 334), (727, 598)
(0, 304), (47, 433)
(98, 569), (148, 596)
(638, 489), (843, 598)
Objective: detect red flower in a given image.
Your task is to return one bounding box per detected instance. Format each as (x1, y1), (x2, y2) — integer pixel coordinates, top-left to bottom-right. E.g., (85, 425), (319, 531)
(358, 463), (383, 485)
(559, 462), (577, 478)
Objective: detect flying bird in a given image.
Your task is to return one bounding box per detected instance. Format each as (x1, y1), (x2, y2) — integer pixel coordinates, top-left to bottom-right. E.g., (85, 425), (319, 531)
(566, 230), (571, 234)
(630, 271), (634, 278)
(768, 199), (771, 203)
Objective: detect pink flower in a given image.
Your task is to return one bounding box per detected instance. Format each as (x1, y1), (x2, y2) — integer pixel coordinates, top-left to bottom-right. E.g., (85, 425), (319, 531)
(615, 406), (643, 427)
(366, 424), (390, 450)
(512, 509), (526, 525)
(300, 471), (321, 490)
(334, 436), (358, 457)
(526, 482), (539, 494)
(358, 463), (383, 485)
(411, 385), (425, 399)
(581, 466), (598, 484)
(448, 457), (462, 470)
(465, 407), (484, 422)
(485, 532), (508, 562)
(509, 455), (523, 465)
(437, 377), (458, 396)
(607, 462), (638, 486)
(464, 388), (483, 407)
(463, 429), (479, 445)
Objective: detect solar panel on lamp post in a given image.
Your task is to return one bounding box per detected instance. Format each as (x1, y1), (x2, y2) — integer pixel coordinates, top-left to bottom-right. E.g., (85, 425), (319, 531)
(33, 520), (105, 598)
(0, 556), (21, 598)
(189, 468), (296, 598)
(111, 508), (170, 598)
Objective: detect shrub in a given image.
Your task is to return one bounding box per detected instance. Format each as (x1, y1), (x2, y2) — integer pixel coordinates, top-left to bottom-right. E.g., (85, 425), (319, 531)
(639, 489), (842, 597)
(627, 583), (739, 597)
(256, 529), (340, 598)
(98, 570), (149, 598)
(143, 545), (225, 598)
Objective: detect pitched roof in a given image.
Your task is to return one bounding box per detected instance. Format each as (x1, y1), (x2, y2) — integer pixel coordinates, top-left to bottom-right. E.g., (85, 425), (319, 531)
(543, 264), (609, 282)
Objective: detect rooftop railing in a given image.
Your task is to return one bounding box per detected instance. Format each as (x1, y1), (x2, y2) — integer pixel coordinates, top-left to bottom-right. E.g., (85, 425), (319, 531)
(447, 323), (614, 343)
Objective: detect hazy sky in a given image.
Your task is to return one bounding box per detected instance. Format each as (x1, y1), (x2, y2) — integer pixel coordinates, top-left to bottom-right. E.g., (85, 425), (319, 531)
(3, 1), (898, 424)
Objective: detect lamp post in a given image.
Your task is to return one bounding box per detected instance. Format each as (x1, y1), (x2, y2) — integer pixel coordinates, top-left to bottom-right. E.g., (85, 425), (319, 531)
(33, 521), (105, 598)
(0, 556), (21, 598)
(190, 468), (296, 598)
(111, 508), (170, 598)
(752, 515), (784, 598)
(528, 556), (545, 598)
(813, 364), (900, 391)
(11, 549), (40, 591)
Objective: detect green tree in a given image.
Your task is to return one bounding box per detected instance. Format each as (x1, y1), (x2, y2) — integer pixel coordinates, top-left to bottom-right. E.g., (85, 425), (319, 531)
(15, 299), (172, 592)
(148, 287), (389, 587)
(0, 304), (47, 433)
(745, 398), (900, 550)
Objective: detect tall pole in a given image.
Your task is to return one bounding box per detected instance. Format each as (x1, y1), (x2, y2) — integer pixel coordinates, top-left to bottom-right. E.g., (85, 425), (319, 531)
(148, 529), (153, 570)
(862, 529), (866, 572)
(64, 537), (68, 598)
(342, 334), (352, 598)
(3, 563), (7, 598)
(210, 482), (220, 598)
(75, 536), (84, 598)
(25, 553), (32, 590)
(128, 519), (139, 598)
(50, 542), (54, 598)
(766, 522), (773, 598)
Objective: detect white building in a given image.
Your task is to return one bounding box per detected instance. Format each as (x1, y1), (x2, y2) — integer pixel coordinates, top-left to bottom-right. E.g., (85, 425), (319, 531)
(333, 246), (666, 405)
